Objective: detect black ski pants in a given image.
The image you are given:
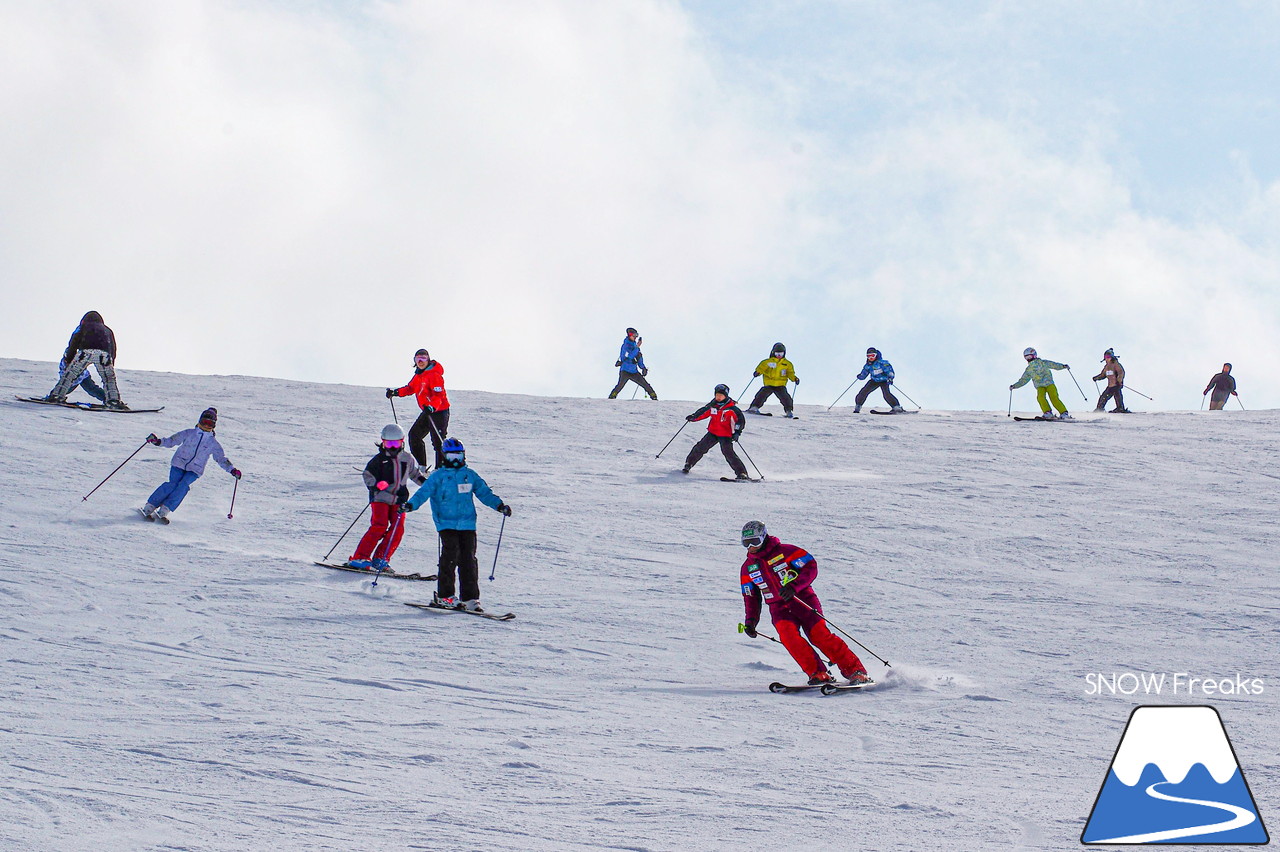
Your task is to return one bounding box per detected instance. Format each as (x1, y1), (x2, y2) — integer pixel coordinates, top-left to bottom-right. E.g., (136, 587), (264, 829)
(685, 433), (747, 477)
(854, 380), (899, 407)
(437, 529), (480, 601)
(409, 408), (450, 469)
(609, 370), (656, 399)
(1096, 386), (1126, 411)
(749, 384), (794, 413)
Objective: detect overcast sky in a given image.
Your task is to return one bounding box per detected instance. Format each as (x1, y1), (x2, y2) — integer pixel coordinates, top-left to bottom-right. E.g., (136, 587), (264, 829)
(2, 1), (1277, 409)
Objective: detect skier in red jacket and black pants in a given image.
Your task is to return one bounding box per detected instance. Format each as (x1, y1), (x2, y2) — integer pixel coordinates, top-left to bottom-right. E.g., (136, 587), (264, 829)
(739, 520), (869, 686)
(387, 349), (451, 469)
(682, 384), (750, 480)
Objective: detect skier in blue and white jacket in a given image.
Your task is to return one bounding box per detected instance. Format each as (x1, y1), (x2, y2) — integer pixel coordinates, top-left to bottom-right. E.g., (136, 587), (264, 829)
(608, 327), (658, 400)
(141, 407), (241, 521)
(851, 347), (902, 413)
(404, 437), (511, 612)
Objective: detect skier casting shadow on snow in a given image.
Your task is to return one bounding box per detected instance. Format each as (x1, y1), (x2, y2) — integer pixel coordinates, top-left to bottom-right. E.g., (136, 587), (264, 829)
(681, 384), (749, 480)
(54, 313), (107, 403)
(1204, 363), (1238, 410)
(404, 438), (512, 613)
(608, 327), (657, 400)
(45, 311), (128, 409)
(739, 521), (869, 687)
(747, 342), (799, 418)
(1092, 348), (1129, 413)
(140, 408), (241, 522)
(1010, 347), (1071, 419)
(388, 349), (451, 469)
(851, 348), (902, 413)
(346, 424), (427, 570)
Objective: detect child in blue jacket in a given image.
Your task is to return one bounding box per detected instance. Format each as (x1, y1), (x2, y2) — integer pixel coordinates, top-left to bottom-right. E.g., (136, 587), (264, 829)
(141, 407), (241, 522)
(405, 437), (512, 611)
(852, 348), (902, 413)
(608, 327), (658, 400)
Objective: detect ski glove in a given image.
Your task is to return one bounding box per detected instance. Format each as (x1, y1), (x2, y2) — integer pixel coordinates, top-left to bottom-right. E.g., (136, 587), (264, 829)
(497, 503), (513, 517)
(777, 584), (796, 602)
(402, 503), (416, 512)
(231, 468), (242, 479)
(641, 367), (648, 376)
(743, 621), (758, 638)
(424, 405), (435, 413)
(385, 388), (397, 399)
(793, 377), (799, 385)
(146, 433), (162, 446)
(685, 414), (697, 422)
(615, 360), (622, 367)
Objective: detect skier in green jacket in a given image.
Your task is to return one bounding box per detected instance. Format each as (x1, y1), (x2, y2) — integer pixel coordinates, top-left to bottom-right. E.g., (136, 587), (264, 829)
(1010, 347), (1071, 419)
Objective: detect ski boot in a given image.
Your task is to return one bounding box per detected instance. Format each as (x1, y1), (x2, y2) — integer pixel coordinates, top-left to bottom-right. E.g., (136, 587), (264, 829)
(140, 503), (156, 520)
(1094, 405), (1105, 412)
(784, 410), (795, 419)
(458, 599), (484, 613)
(43, 394), (66, 404)
(681, 465), (691, 474)
(891, 405), (905, 413)
(347, 558), (372, 569)
(1058, 411), (1072, 420)
(432, 593), (458, 608)
(735, 471), (752, 481)
(852, 404), (862, 413)
(1039, 411), (1057, 420)
(842, 669), (872, 685)
(105, 399), (130, 410)
(370, 558), (391, 572)
(649, 393), (658, 400)
(153, 506), (171, 524)
(747, 406), (761, 414)
(807, 671), (835, 686)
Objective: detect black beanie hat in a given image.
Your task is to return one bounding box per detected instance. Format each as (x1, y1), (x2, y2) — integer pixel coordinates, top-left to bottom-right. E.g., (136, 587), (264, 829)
(198, 407), (218, 426)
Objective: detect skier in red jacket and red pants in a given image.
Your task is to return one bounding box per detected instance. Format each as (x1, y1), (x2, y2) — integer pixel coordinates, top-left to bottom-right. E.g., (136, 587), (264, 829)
(739, 520), (869, 686)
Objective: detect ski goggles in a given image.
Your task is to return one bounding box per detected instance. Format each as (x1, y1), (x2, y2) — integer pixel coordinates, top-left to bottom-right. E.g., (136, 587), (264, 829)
(444, 451), (465, 463)
(198, 418), (216, 430)
(866, 353), (877, 360)
(414, 355), (430, 364)
(741, 534), (766, 549)
(382, 439), (404, 449)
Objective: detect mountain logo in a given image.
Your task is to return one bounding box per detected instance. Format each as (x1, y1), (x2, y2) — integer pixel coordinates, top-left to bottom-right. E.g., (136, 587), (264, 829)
(1082, 705), (1269, 845)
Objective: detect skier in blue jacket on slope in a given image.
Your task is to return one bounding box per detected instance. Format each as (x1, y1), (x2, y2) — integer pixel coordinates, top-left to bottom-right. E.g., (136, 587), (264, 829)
(608, 327), (658, 399)
(852, 348), (903, 413)
(405, 437), (512, 612)
(141, 407), (241, 521)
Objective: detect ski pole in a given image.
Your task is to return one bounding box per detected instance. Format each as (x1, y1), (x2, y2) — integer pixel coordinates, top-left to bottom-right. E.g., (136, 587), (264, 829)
(655, 420), (689, 459)
(228, 477), (238, 520)
(1007, 387), (1013, 418)
(630, 383), (640, 400)
(1124, 386), (1153, 401)
(828, 378), (858, 410)
(1236, 394), (1245, 410)
(81, 438), (150, 502)
(890, 383), (921, 409)
(1200, 393), (1207, 410)
(735, 437), (764, 480)
(738, 375), (758, 402)
(324, 504), (370, 562)
(1066, 368), (1089, 401)
(389, 395), (399, 425)
(489, 513), (507, 581)
(792, 598), (890, 667)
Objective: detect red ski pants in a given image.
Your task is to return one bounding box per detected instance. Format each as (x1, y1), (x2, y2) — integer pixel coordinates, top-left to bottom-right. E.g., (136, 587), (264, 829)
(776, 619), (865, 679)
(351, 503), (406, 562)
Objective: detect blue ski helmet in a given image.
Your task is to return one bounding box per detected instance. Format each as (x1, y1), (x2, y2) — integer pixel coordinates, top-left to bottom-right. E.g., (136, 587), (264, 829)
(441, 437), (466, 468)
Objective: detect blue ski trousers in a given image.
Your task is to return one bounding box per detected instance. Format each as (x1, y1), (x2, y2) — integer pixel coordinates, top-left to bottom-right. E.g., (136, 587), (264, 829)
(148, 466), (201, 511)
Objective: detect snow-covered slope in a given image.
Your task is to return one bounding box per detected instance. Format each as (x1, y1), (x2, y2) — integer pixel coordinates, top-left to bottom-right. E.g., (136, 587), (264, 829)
(1, 357), (1276, 851)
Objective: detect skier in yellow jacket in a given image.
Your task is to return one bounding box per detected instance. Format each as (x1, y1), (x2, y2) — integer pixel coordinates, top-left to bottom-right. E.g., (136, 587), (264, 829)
(1010, 347), (1071, 419)
(747, 343), (799, 418)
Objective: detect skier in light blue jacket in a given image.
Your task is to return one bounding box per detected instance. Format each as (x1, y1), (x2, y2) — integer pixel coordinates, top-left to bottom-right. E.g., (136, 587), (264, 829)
(141, 407), (241, 522)
(405, 437), (511, 611)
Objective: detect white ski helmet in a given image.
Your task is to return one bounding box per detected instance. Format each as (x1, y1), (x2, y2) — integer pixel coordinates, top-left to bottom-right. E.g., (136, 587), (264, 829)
(380, 423), (406, 443)
(741, 520), (768, 548)
(1023, 347), (1037, 359)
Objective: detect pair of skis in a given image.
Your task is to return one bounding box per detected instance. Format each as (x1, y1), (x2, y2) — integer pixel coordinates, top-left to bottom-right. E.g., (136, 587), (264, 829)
(16, 395), (163, 413)
(769, 678), (874, 695)
(315, 562), (515, 620)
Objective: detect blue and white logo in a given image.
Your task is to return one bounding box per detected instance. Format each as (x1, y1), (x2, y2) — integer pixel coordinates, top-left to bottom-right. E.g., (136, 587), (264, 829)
(1082, 705), (1269, 845)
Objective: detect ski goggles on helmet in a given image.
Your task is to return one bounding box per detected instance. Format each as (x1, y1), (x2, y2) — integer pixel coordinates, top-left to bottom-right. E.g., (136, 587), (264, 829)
(444, 451), (465, 463)
(866, 353), (877, 360)
(741, 533), (766, 549)
(382, 439), (404, 449)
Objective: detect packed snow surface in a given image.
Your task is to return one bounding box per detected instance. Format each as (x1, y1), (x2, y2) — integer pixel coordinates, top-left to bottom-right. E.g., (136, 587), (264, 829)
(1, 358), (1276, 851)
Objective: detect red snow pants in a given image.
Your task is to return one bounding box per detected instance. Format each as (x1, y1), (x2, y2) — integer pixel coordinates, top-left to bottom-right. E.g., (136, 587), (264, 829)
(351, 503), (406, 562)
(776, 619), (865, 679)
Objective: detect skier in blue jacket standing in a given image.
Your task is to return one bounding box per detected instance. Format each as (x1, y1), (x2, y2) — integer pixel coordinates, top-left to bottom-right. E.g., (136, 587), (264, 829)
(405, 437), (512, 612)
(852, 348), (903, 413)
(608, 327), (658, 399)
(141, 407), (241, 522)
